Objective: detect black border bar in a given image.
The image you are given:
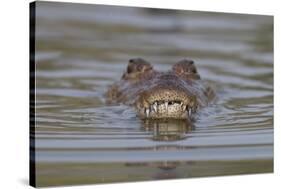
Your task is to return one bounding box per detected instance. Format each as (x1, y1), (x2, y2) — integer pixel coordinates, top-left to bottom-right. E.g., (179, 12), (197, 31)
(29, 1), (36, 187)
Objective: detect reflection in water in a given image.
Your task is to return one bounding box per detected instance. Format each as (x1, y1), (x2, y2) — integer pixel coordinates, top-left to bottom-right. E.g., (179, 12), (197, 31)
(34, 1), (273, 187)
(132, 119), (192, 179)
(126, 161), (181, 180)
(142, 119), (193, 141)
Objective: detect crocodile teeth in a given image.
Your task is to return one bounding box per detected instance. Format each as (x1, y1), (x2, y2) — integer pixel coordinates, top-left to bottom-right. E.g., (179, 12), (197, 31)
(186, 106), (191, 116)
(181, 103), (185, 111)
(152, 102), (157, 112)
(165, 102), (168, 110)
(145, 108), (150, 117)
(188, 108), (192, 116)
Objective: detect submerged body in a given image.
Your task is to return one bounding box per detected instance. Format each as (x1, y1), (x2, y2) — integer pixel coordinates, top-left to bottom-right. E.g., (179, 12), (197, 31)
(106, 58), (214, 119)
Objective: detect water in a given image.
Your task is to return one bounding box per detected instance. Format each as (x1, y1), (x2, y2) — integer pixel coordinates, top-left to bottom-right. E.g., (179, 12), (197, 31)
(33, 2), (273, 187)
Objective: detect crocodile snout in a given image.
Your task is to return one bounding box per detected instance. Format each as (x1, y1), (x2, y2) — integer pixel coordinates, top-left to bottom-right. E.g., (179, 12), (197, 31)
(136, 75), (198, 119)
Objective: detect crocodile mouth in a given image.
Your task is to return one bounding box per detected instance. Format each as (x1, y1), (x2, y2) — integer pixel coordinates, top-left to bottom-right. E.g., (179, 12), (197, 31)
(136, 87), (198, 119)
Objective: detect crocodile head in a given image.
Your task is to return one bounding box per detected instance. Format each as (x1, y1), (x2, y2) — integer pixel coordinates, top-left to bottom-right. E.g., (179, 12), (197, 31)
(122, 58), (205, 119)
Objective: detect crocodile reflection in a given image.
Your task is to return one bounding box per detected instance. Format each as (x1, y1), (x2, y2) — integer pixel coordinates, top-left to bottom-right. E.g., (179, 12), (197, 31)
(125, 161), (196, 180)
(142, 119), (194, 141)
(124, 119), (194, 177)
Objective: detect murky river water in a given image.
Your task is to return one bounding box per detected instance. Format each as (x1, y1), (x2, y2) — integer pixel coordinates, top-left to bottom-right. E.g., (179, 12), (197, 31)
(33, 2), (273, 187)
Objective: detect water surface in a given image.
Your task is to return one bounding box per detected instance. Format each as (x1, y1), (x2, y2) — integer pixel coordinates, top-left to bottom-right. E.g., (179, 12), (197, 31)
(33, 2), (273, 187)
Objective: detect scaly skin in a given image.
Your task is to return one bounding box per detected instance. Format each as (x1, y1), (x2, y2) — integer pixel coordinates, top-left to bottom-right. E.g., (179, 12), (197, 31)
(106, 58), (214, 119)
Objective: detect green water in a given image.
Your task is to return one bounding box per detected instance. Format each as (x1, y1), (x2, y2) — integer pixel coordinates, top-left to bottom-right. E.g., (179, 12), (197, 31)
(33, 1), (273, 187)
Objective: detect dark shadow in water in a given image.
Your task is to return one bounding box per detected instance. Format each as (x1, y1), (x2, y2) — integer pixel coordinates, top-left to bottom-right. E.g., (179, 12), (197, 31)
(125, 119), (195, 179)
(125, 161), (186, 180)
(142, 119), (194, 141)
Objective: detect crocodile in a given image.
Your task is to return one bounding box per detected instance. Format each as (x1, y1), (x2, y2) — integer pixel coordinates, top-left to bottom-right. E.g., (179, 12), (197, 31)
(106, 58), (214, 120)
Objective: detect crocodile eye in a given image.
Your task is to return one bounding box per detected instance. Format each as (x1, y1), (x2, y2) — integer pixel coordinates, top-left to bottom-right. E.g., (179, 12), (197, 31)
(122, 58), (153, 80)
(172, 59), (200, 79)
(127, 58), (153, 74)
